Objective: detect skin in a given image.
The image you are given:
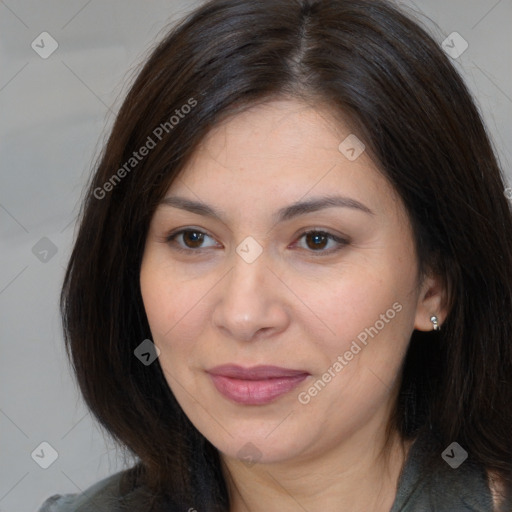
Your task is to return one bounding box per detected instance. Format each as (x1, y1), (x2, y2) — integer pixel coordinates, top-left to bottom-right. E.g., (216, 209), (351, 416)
(140, 98), (448, 511)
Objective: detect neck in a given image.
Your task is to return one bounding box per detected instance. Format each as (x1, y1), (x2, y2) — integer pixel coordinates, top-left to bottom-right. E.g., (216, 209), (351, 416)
(221, 421), (413, 512)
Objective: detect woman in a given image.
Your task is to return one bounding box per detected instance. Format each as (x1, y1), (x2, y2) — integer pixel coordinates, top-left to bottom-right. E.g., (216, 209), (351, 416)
(39, 0), (512, 510)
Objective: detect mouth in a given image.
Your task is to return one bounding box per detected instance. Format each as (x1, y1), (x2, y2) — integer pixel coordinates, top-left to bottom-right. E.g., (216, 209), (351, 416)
(206, 364), (310, 405)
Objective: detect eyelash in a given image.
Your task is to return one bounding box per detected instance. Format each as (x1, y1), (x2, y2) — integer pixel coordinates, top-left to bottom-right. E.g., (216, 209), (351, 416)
(165, 228), (349, 256)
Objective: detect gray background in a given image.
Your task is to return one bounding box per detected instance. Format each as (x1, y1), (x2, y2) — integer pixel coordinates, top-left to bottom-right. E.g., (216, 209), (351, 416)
(1, 1), (511, 510)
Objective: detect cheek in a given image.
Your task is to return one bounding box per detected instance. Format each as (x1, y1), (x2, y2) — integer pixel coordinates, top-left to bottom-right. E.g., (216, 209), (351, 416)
(306, 265), (414, 368)
(140, 259), (199, 346)
(140, 256), (221, 378)
(140, 266), (173, 338)
(303, 280), (412, 416)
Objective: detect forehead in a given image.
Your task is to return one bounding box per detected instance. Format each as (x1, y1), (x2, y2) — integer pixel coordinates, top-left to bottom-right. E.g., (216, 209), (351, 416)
(168, 98), (401, 218)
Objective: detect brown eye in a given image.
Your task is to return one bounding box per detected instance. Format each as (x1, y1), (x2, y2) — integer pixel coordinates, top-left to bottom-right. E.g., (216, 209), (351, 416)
(295, 230), (349, 255)
(166, 229), (219, 252)
(182, 230), (205, 248)
(305, 232), (329, 250)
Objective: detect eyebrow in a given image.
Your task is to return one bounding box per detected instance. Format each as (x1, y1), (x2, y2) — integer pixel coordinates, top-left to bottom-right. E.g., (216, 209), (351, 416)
(159, 194), (374, 223)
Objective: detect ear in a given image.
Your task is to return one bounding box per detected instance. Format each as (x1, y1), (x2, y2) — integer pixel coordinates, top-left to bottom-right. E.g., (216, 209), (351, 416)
(414, 271), (450, 332)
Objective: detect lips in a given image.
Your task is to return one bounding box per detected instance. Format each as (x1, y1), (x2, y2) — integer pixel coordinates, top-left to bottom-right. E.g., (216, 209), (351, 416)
(208, 364), (308, 380)
(207, 364), (309, 405)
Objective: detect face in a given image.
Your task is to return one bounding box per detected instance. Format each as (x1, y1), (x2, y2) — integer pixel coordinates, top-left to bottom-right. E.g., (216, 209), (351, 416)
(140, 98), (432, 467)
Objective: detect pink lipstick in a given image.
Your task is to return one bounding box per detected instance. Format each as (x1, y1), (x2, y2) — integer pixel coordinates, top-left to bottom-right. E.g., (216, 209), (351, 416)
(207, 364), (309, 405)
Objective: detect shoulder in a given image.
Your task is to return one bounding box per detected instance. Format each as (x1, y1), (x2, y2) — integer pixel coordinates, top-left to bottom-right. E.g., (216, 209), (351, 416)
(392, 430), (497, 511)
(37, 468), (138, 512)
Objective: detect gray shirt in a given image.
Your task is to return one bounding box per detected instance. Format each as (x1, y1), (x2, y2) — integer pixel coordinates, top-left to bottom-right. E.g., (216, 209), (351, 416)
(38, 431), (498, 512)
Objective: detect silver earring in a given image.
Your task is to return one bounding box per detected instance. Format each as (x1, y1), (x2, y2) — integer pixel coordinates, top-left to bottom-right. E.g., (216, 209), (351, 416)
(430, 315), (440, 331)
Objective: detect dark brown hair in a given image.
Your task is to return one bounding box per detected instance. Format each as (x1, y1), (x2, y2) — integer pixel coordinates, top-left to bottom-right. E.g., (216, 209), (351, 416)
(61, 0), (512, 509)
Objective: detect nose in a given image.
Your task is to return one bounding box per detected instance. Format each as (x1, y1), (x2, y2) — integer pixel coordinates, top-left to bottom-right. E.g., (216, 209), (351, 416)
(211, 252), (290, 343)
